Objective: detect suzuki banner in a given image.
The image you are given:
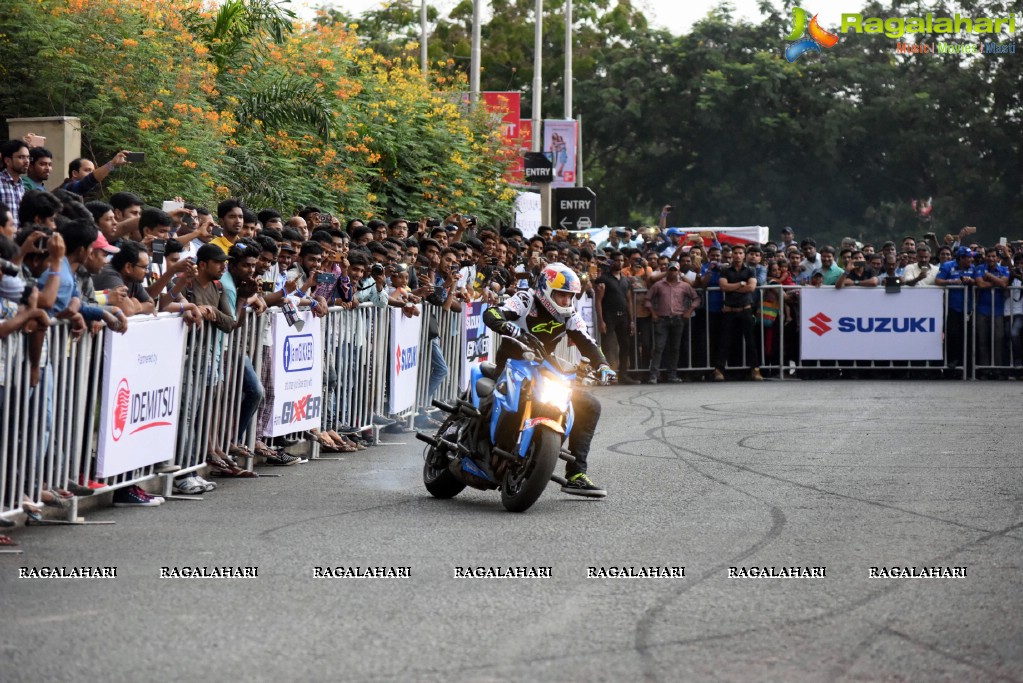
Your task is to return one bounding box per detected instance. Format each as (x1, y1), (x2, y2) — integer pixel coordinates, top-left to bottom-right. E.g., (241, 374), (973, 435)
(266, 310), (323, 437)
(389, 309), (422, 413)
(460, 301), (494, 391)
(800, 288), (944, 360)
(97, 316), (186, 477)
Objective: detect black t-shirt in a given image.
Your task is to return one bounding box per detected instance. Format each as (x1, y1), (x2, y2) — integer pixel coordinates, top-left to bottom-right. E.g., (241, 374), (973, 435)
(720, 264), (756, 308)
(92, 265), (153, 304)
(846, 266), (876, 283)
(595, 271), (631, 316)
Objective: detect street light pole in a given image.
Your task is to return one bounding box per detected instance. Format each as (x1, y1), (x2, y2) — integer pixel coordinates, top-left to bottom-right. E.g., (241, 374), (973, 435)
(420, 0), (428, 77)
(470, 0), (482, 105)
(532, 0), (550, 226)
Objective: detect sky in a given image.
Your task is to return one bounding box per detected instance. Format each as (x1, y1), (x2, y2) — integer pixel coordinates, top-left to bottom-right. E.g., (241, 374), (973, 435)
(294, 0), (776, 35)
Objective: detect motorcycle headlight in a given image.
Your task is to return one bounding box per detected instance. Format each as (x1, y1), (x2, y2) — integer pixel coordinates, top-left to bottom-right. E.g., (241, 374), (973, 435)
(535, 374), (571, 411)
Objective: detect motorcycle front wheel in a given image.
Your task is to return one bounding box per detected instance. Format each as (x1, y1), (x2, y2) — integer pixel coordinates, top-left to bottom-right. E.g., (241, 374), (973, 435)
(500, 428), (560, 512)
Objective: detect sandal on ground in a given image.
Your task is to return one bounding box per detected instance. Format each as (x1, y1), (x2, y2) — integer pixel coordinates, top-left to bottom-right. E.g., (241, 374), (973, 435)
(253, 441), (279, 458)
(22, 503), (44, 523)
(0, 535), (17, 547)
(41, 491), (70, 510)
(228, 444), (254, 460)
(310, 431), (349, 453)
(206, 455), (235, 472)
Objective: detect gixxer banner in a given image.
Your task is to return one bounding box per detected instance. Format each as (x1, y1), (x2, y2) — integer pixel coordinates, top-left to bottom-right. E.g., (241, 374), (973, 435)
(800, 288), (944, 361)
(266, 310), (323, 437)
(97, 316), (186, 477)
(460, 301), (494, 391)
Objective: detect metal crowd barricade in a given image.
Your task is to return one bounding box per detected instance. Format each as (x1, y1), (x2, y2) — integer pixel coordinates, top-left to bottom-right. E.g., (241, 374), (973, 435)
(413, 304), (465, 417)
(321, 304), (389, 440)
(627, 283), (985, 380)
(971, 284), (1023, 379)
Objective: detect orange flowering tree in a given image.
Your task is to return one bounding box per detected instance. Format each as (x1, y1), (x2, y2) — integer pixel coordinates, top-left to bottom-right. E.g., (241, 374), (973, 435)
(0, 0), (514, 222)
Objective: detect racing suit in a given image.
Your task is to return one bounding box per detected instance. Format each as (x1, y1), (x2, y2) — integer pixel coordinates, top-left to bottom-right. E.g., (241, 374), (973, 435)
(482, 290), (608, 477)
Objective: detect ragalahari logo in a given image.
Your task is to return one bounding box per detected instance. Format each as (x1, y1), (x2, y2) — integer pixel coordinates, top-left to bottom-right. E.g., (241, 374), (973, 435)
(785, 8), (840, 62)
(808, 312), (833, 336)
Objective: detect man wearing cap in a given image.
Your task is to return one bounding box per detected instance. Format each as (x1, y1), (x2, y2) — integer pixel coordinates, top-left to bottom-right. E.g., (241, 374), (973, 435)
(777, 227), (797, 251)
(903, 244), (937, 287)
(936, 247), (977, 369)
(646, 261), (700, 383)
(91, 239), (156, 315)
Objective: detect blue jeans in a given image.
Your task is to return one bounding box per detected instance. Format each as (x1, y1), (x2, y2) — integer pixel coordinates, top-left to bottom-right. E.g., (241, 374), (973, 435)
(427, 337), (448, 403)
(238, 357), (263, 441)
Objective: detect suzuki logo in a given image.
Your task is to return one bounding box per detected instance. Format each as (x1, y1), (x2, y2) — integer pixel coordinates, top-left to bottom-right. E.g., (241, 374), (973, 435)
(809, 312), (832, 336)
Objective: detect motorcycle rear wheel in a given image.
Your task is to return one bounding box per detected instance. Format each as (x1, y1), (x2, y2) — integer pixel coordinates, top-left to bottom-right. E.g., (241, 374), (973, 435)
(423, 420), (467, 499)
(500, 429), (560, 512)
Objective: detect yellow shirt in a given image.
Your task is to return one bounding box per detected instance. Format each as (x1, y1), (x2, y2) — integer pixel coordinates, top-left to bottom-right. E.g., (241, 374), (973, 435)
(210, 235), (235, 254)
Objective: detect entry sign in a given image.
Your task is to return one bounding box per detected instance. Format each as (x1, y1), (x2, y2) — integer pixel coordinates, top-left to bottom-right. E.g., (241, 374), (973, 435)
(554, 186), (596, 231)
(524, 152), (553, 184)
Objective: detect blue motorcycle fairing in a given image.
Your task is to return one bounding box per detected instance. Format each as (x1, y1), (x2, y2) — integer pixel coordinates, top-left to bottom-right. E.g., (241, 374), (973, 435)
(489, 357), (532, 444)
(460, 456), (493, 482)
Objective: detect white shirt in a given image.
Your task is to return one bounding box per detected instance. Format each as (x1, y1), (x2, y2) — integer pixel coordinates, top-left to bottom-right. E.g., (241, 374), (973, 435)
(903, 262), (938, 287)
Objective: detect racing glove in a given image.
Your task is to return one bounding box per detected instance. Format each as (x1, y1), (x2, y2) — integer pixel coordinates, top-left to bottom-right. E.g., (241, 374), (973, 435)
(498, 322), (521, 338)
(597, 364), (617, 386)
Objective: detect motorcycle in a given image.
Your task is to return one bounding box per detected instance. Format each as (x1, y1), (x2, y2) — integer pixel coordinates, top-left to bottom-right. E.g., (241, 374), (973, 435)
(415, 334), (604, 512)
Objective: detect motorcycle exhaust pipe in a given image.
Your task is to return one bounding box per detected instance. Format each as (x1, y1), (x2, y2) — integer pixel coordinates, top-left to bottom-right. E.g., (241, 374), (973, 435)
(415, 431), (439, 447)
(432, 400), (456, 413)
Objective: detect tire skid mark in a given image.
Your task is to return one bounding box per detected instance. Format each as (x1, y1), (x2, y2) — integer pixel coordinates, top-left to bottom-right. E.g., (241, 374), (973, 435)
(634, 507), (787, 682)
(878, 626), (1021, 683)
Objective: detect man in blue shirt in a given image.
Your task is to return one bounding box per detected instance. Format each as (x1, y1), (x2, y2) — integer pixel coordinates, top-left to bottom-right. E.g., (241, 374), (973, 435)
(936, 247), (977, 370)
(974, 247), (1010, 375)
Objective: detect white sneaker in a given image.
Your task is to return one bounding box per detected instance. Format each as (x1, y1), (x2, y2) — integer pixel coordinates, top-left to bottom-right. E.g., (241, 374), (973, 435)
(173, 477), (205, 495)
(193, 475), (217, 492)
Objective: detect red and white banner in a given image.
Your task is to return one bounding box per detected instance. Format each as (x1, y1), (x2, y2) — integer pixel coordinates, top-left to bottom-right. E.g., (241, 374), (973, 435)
(667, 226), (770, 245)
(482, 92), (523, 184)
(543, 119), (579, 188)
(97, 316), (186, 477)
(266, 310), (323, 437)
(389, 309), (422, 413)
(800, 288), (944, 361)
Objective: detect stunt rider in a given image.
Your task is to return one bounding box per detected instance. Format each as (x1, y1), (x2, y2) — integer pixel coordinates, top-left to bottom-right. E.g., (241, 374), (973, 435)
(482, 263), (616, 498)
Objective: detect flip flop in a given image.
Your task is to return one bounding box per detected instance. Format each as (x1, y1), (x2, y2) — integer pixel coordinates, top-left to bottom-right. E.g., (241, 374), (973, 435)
(228, 444), (254, 460)
(0, 535), (17, 547)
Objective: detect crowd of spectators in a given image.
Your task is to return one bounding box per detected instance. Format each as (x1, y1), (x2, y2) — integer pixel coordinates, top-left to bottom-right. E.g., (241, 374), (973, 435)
(2, 138), (1021, 546)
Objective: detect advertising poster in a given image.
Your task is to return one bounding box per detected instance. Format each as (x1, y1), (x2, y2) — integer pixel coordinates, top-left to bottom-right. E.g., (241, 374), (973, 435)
(800, 288), (944, 361)
(97, 316), (186, 477)
(543, 119), (579, 188)
(460, 301), (493, 391)
(266, 310), (323, 437)
(389, 308), (422, 414)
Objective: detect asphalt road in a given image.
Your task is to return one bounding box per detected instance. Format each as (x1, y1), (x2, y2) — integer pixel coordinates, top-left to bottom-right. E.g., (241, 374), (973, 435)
(2, 380), (1022, 682)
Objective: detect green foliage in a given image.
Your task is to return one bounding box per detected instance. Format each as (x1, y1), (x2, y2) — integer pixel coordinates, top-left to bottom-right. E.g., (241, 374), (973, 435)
(0, 0), (513, 224)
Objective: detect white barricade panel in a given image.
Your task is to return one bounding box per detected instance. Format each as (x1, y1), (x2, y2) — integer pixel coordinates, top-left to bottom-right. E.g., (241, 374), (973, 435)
(460, 301), (493, 392)
(389, 308), (422, 414)
(96, 316), (187, 478)
(266, 310), (323, 437)
(800, 288), (945, 361)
